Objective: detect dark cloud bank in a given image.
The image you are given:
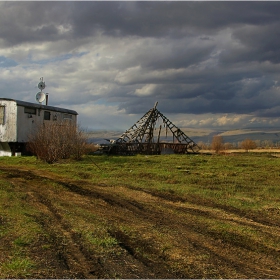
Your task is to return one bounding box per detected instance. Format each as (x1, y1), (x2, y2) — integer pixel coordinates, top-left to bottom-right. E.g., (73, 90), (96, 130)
(1, 1), (280, 129)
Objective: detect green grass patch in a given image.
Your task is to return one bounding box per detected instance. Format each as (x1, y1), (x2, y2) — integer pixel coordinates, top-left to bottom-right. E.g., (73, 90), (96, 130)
(0, 256), (35, 278)
(2, 153), (280, 213)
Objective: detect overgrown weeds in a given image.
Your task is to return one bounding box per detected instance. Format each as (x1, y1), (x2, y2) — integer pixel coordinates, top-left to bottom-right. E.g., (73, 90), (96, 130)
(26, 122), (96, 163)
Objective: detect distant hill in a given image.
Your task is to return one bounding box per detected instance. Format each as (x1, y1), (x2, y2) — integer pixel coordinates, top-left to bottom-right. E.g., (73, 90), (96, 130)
(86, 130), (123, 144)
(187, 128), (280, 145)
(86, 128), (280, 145)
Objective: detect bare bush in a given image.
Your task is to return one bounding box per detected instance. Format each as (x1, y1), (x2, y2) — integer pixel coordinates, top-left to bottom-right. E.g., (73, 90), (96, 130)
(241, 138), (257, 152)
(27, 121), (90, 163)
(197, 141), (210, 150)
(211, 135), (224, 153)
(224, 142), (234, 150)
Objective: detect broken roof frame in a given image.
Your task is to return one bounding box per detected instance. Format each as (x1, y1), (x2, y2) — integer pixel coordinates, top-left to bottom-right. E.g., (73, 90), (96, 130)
(107, 102), (200, 155)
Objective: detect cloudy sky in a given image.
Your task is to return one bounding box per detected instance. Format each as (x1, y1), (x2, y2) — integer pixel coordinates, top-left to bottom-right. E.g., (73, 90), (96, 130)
(1, 1), (280, 131)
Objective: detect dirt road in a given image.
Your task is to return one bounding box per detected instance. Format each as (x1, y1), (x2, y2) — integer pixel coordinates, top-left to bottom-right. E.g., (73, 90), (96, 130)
(1, 165), (280, 278)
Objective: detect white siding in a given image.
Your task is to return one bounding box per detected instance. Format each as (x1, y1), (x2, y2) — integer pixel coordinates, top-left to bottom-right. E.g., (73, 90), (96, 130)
(17, 105), (43, 142)
(0, 142), (12, 156)
(0, 100), (17, 142)
(16, 106), (77, 142)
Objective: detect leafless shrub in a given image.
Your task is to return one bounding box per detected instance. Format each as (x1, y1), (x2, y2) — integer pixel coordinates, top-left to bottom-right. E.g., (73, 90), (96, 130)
(26, 121), (91, 163)
(211, 135), (224, 154)
(224, 142), (234, 150)
(241, 138), (257, 152)
(197, 141), (210, 150)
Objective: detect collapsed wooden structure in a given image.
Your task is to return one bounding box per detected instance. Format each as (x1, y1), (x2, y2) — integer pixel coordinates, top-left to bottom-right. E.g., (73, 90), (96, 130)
(103, 102), (200, 155)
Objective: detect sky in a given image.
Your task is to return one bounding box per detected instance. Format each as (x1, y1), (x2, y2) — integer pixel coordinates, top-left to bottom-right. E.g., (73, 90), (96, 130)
(1, 1), (280, 132)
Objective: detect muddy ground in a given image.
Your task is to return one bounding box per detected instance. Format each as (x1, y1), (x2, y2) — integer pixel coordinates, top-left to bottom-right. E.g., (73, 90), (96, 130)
(0, 165), (280, 278)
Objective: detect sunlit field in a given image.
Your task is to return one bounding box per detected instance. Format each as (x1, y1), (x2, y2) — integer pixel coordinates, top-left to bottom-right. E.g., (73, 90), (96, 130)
(0, 153), (279, 278)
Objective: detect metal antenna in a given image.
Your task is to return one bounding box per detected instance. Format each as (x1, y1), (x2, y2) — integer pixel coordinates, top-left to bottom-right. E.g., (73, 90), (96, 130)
(36, 78), (48, 105)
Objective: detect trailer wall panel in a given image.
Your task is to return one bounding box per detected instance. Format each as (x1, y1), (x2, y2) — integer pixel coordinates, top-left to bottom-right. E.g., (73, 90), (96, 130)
(0, 100), (17, 142)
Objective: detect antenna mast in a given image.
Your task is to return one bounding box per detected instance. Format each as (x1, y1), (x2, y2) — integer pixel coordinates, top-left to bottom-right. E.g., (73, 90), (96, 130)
(36, 77), (49, 105)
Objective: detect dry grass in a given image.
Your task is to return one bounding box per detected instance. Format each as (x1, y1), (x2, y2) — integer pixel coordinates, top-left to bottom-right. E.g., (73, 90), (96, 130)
(0, 153), (279, 278)
(200, 148), (280, 154)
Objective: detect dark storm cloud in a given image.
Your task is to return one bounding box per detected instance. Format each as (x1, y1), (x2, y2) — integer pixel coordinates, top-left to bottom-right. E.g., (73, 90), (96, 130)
(3, 2), (280, 44)
(121, 93), (270, 117)
(118, 72), (278, 116)
(256, 107), (280, 118)
(0, 2), (74, 46)
(134, 39), (216, 71)
(69, 2), (280, 38)
(219, 24), (280, 65)
(2, 1), (280, 128)
(69, 1), (280, 121)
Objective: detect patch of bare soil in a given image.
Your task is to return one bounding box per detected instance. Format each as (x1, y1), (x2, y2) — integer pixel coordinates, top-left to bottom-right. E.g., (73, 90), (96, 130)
(1, 166), (280, 278)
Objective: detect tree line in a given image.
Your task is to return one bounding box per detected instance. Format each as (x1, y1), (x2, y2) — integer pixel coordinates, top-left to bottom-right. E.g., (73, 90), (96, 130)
(198, 135), (279, 153)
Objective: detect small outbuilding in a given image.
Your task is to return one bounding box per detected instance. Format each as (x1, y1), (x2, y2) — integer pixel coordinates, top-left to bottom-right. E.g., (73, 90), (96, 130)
(0, 98), (78, 156)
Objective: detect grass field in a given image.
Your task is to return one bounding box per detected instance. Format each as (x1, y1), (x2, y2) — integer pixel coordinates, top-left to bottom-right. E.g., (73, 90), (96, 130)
(0, 153), (279, 278)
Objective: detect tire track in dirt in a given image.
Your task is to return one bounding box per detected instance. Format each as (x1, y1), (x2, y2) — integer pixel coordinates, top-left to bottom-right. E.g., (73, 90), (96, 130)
(4, 165), (270, 226)
(1, 171), (102, 278)
(48, 182), (280, 278)
(152, 214), (280, 278)
(1, 166), (280, 278)
(1, 166), (147, 216)
(87, 185), (280, 278)
(0, 167), (174, 278)
(32, 193), (171, 279)
(131, 187), (280, 227)
(59, 179), (280, 253)
(123, 186), (280, 277)
(31, 193), (102, 278)
(42, 181), (176, 277)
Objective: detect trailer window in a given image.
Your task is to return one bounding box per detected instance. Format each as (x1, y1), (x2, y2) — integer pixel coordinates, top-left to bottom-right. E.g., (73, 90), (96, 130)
(63, 114), (73, 120)
(44, 111), (51, 120)
(24, 107), (36, 115)
(0, 106), (5, 125)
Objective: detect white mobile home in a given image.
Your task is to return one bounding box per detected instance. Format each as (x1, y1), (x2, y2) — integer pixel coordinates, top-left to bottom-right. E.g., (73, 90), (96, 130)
(0, 98), (78, 156)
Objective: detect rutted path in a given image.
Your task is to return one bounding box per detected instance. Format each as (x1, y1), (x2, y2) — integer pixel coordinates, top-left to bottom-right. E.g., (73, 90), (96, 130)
(1, 166), (280, 278)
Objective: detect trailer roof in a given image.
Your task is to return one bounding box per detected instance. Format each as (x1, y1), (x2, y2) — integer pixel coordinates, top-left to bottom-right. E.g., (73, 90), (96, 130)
(0, 98), (78, 115)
